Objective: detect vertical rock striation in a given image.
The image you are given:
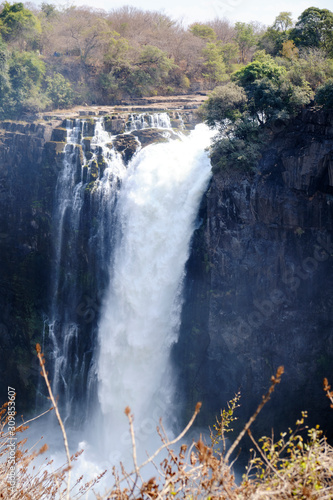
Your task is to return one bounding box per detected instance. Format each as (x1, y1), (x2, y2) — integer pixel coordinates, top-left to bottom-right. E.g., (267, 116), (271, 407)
(175, 109), (333, 439)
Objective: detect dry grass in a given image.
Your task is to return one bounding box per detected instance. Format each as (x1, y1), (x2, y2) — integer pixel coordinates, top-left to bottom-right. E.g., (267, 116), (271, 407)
(1, 349), (333, 499)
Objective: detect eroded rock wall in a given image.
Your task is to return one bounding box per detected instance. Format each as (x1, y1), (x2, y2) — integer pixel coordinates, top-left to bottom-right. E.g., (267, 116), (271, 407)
(0, 120), (61, 410)
(175, 109), (333, 440)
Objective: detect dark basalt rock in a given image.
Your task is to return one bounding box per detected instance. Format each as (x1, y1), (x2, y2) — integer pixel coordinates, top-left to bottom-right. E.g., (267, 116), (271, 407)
(112, 133), (139, 163)
(103, 116), (126, 134)
(174, 108), (333, 444)
(0, 121), (59, 414)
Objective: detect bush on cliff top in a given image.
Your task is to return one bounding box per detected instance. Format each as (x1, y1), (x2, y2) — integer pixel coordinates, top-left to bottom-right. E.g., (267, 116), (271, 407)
(315, 79), (333, 110)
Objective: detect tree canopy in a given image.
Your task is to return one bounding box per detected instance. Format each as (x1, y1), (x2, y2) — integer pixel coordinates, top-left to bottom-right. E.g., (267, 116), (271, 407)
(0, 3), (331, 118)
(291, 7), (333, 56)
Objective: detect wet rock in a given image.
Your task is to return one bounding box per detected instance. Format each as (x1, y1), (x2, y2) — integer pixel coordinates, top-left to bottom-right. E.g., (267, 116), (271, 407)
(113, 134), (139, 163)
(104, 116), (126, 134)
(51, 127), (68, 142)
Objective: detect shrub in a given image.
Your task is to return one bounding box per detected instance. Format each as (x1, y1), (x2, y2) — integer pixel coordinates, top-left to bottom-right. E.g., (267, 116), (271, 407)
(315, 78), (333, 109)
(201, 82), (248, 126)
(3, 353), (333, 498)
(45, 73), (74, 109)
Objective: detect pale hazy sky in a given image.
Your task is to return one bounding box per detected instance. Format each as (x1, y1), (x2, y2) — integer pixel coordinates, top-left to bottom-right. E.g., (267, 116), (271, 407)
(67, 0), (333, 26)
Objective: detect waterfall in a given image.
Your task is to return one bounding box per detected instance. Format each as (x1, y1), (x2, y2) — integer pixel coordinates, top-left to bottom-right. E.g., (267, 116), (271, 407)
(47, 117), (126, 424)
(46, 113), (213, 467)
(48, 118), (86, 424)
(96, 124), (213, 463)
(126, 112), (171, 131)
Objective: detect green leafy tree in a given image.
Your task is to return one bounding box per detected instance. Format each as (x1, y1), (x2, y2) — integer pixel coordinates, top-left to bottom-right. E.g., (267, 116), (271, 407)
(201, 42), (227, 85)
(291, 7), (333, 56)
(45, 73), (74, 108)
(234, 22), (257, 63)
(272, 11), (293, 32)
(219, 42), (238, 70)
(0, 2), (41, 49)
(8, 50), (46, 112)
(259, 12), (293, 56)
(315, 78), (333, 109)
(40, 3), (58, 18)
(201, 82), (247, 126)
(209, 118), (264, 173)
(285, 48), (333, 90)
(259, 27), (286, 56)
(203, 54), (314, 173)
(232, 59), (287, 87)
(233, 59), (313, 123)
(124, 45), (176, 96)
(189, 23), (216, 41)
(0, 38), (11, 115)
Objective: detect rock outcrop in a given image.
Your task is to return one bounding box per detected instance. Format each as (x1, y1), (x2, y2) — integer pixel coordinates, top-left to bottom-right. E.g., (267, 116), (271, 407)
(0, 120), (61, 411)
(174, 108), (333, 441)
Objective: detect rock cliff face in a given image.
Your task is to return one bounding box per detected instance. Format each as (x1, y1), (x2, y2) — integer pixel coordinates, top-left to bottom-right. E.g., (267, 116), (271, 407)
(0, 120), (59, 409)
(174, 109), (333, 440)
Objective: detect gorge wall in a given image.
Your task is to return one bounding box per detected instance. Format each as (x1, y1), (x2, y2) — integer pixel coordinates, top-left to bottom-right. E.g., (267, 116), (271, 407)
(0, 105), (332, 443)
(175, 108), (333, 440)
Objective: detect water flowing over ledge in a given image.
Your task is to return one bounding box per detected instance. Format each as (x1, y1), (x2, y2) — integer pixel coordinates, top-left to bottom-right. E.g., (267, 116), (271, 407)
(44, 114), (213, 468)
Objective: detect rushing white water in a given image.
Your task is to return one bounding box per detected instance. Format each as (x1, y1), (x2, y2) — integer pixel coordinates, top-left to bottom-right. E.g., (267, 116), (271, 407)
(96, 123), (213, 464)
(48, 119), (85, 421)
(47, 118), (126, 424)
(126, 112), (171, 131)
(43, 114), (214, 487)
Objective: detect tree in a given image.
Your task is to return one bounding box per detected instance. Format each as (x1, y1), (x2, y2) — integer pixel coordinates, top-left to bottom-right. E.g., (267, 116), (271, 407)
(272, 12), (293, 32)
(207, 17), (235, 44)
(189, 23), (216, 41)
(201, 42), (227, 86)
(285, 48), (333, 90)
(219, 42), (238, 70)
(40, 3), (58, 19)
(234, 22), (257, 63)
(315, 79), (333, 109)
(45, 72), (74, 108)
(0, 2), (41, 49)
(53, 7), (109, 67)
(259, 27), (286, 56)
(281, 40), (299, 60)
(8, 50), (46, 113)
(0, 38), (11, 115)
(232, 59), (313, 123)
(201, 82), (248, 126)
(232, 59), (287, 87)
(123, 45), (176, 96)
(202, 52), (315, 173)
(291, 7), (333, 56)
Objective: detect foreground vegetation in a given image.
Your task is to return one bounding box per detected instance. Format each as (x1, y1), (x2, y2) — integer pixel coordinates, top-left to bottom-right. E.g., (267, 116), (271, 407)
(1, 350), (333, 498)
(0, 3), (332, 119)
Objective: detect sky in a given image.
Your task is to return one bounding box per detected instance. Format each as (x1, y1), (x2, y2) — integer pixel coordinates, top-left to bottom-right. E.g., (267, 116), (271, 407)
(65, 0), (333, 26)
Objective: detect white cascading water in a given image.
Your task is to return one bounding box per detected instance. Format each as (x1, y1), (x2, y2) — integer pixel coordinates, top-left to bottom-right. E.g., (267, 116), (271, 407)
(41, 115), (214, 490)
(96, 123), (213, 464)
(126, 112), (171, 131)
(47, 119), (85, 422)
